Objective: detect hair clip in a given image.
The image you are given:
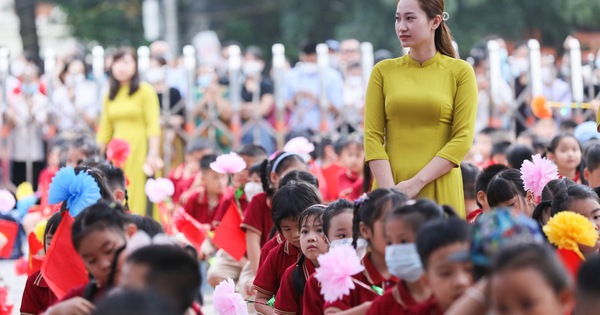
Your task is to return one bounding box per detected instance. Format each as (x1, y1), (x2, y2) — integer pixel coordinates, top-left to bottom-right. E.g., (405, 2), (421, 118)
(442, 12), (450, 21)
(354, 193), (369, 207)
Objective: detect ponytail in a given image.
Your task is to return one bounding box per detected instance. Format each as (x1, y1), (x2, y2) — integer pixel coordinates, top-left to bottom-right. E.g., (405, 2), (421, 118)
(435, 22), (456, 58)
(291, 255), (307, 297)
(259, 159), (274, 197)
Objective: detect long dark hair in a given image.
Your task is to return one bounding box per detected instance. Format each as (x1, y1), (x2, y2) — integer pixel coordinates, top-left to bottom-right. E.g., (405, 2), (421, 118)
(291, 204), (326, 297)
(416, 0), (456, 58)
(259, 152), (306, 197)
(108, 48), (140, 100)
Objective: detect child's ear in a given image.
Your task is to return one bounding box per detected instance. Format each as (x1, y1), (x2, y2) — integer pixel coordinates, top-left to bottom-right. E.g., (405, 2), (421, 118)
(558, 288), (576, 315)
(525, 190), (535, 206)
(476, 191), (487, 210)
(114, 189), (125, 204)
(359, 222), (371, 240)
(126, 223), (138, 238)
(584, 168), (590, 181)
(547, 152), (556, 162)
(269, 172), (278, 185)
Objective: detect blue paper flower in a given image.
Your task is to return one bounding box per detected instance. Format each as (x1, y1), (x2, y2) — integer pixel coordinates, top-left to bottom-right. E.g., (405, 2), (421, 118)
(48, 167), (102, 217)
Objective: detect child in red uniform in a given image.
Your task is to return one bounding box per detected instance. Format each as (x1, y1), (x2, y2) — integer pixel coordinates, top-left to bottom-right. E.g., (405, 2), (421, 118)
(336, 136), (364, 200)
(242, 152), (307, 276)
(323, 188), (407, 314)
(37, 144), (61, 208)
(183, 154), (227, 229)
(170, 139), (215, 205)
(274, 205), (328, 315)
(253, 182), (322, 315)
(304, 199), (354, 315)
(409, 218), (474, 314)
(317, 136), (343, 201)
(469, 164), (508, 223)
(20, 212), (61, 315)
(547, 135), (584, 184)
(368, 200), (457, 314)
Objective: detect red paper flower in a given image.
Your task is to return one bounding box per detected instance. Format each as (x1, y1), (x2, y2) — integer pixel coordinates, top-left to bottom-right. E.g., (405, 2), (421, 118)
(106, 139), (131, 167)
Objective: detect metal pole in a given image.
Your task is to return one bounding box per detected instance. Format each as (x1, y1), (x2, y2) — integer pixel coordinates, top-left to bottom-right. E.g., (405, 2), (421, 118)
(0, 47), (11, 191)
(567, 38), (584, 104)
(163, 0), (179, 55)
(487, 40), (501, 127)
(528, 40), (543, 98)
(272, 44), (285, 149)
(228, 45), (242, 148)
(137, 46), (150, 80)
(317, 43), (329, 132)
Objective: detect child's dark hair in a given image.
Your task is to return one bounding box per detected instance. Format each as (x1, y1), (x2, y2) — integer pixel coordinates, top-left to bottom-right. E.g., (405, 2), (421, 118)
(92, 289), (179, 315)
(387, 199), (457, 236)
(185, 137), (214, 154)
(278, 170), (319, 190)
(237, 144), (267, 158)
(486, 169), (526, 208)
(548, 134), (585, 183)
(352, 188), (408, 248)
(126, 245), (201, 313)
(200, 154), (218, 171)
(323, 199), (353, 238)
(506, 144), (534, 169)
(43, 212), (63, 250)
(71, 202), (130, 251)
(334, 134), (363, 155)
(474, 164), (509, 208)
(292, 204), (326, 296)
(416, 217), (470, 269)
(532, 178), (575, 228)
(248, 162), (262, 176)
(492, 243), (569, 295)
(271, 182), (321, 233)
(585, 143), (600, 173)
(460, 163), (479, 200)
(491, 141), (512, 158)
(127, 214), (164, 237)
(576, 255), (600, 313)
(74, 166), (117, 204)
(260, 152), (306, 197)
(550, 184), (600, 217)
(70, 136), (100, 160)
(96, 162), (128, 209)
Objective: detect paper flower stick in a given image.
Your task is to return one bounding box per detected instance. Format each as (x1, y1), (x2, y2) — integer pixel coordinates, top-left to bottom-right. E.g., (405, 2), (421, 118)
(210, 152), (247, 175)
(520, 154), (558, 199)
(213, 278), (249, 315)
(315, 244), (367, 302)
(543, 211), (598, 260)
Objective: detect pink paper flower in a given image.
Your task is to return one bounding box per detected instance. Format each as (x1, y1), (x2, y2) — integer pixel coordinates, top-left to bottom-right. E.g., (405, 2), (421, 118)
(315, 244), (365, 303)
(520, 154), (559, 198)
(0, 190), (15, 213)
(213, 278), (248, 315)
(145, 178), (175, 204)
(283, 137), (315, 155)
(106, 139), (131, 167)
(210, 153), (247, 174)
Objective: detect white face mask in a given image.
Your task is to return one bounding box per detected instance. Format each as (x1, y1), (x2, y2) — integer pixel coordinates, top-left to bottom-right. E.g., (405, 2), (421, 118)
(302, 62), (319, 74)
(541, 67), (554, 85)
(243, 60), (263, 76)
(145, 67), (166, 84)
(65, 73), (85, 87)
(244, 182), (263, 202)
(11, 60), (26, 77)
(511, 58), (529, 77)
(385, 243), (424, 282)
(330, 238), (369, 260)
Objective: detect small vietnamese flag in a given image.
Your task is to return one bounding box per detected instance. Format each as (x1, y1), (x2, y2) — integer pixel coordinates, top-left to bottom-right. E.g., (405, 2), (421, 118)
(41, 211), (88, 299)
(212, 202), (246, 261)
(27, 231), (44, 275)
(0, 219), (18, 259)
(173, 207), (207, 250)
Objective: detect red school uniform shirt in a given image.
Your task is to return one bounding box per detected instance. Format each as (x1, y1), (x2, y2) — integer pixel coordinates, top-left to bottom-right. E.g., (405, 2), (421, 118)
(366, 281), (418, 315)
(183, 190), (223, 228)
(303, 273), (325, 315)
(253, 240), (301, 298)
(274, 259), (317, 315)
(169, 164), (199, 204)
(37, 166), (57, 208)
(260, 234), (283, 266)
(323, 254), (399, 312)
(337, 169), (363, 198)
(466, 209), (483, 224)
(240, 192), (273, 247)
(405, 296), (443, 315)
(58, 282), (107, 304)
(322, 163), (344, 201)
(213, 187), (248, 224)
(20, 270), (58, 315)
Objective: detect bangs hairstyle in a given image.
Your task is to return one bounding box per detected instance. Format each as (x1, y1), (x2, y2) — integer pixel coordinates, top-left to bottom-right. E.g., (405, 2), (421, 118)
(200, 154), (218, 171)
(492, 243), (570, 295)
(293, 204), (327, 297)
(387, 199), (457, 235)
(260, 152), (306, 197)
(108, 47), (140, 101)
(271, 181), (322, 232)
(532, 178), (574, 228)
(71, 202), (129, 250)
(352, 188), (408, 248)
(486, 169), (526, 208)
(323, 199), (353, 237)
(585, 143), (600, 172)
(299, 204), (327, 228)
(43, 212), (63, 249)
(474, 164), (508, 208)
(550, 184), (600, 217)
(416, 217), (470, 269)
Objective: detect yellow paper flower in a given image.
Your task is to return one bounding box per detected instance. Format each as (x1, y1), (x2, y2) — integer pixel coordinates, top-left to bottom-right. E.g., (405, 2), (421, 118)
(543, 211), (598, 260)
(16, 182), (34, 200)
(34, 219), (48, 243)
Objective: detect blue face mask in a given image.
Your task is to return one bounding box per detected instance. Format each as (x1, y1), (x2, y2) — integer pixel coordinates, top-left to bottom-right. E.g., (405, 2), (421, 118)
(385, 243), (424, 282)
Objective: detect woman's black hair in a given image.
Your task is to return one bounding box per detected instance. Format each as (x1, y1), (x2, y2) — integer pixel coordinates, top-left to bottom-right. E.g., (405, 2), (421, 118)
(532, 178), (575, 229)
(278, 170), (319, 189)
(108, 47), (141, 101)
(292, 204), (326, 297)
(71, 202), (130, 251)
(74, 166), (117, 205)
(550, 184), (600, 217)
(127, 214), (164, 237)
(352, 188), (408, 248)
(506, 144), (534, 169)
(260, 152), (306, 197)
(386, 199), (457, 237)
(271, 182), (321, 233)
(361, 164), (372, 195)
(323, 199), (354, 238)
(43, 212), (63, 251)
(548, 134), (586, 184)
(492, 243), (569, 295)
(486, 169), (526, 208)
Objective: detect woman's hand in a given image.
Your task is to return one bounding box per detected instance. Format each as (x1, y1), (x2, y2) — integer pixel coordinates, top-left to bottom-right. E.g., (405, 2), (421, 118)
(143, 154), (164, 176)
(395, 177), (424, 199)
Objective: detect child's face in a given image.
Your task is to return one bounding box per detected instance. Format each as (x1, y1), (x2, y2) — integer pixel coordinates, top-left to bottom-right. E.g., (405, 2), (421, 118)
(77, 228), (126, 287)
(360, 219), (387, 257)
(48, 149), (60, 168)
(424, 242), (474, 310)
(585, 167), (600, 189)
(248, 172), (261, 184)
(385, 217), (415, 245)
(326, 211), (353, 241)
(202, 169), (228, 195)
(567, 199), (600, 254)
(475, 134), (492, 160)
(497, 195), (533, 217)
(340, 144), (365, 175)
(491, 267), (572, 315)
(549, 137), (581, 172)
(300, 215), (328, 263)
(280, 218), (300, 248)
(271, 161), (308, 189)
(67, 147), (87, 168)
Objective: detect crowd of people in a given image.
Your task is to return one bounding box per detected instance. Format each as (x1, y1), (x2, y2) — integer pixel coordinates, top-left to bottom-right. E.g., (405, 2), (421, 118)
(0, 0), (600, 314)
